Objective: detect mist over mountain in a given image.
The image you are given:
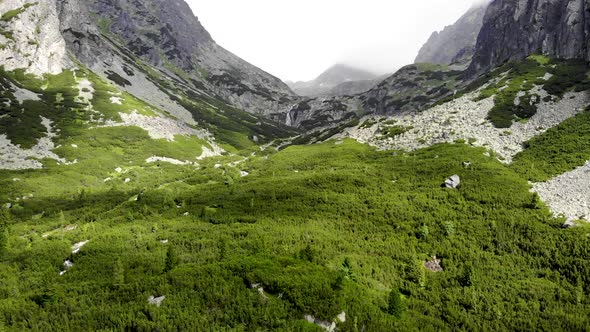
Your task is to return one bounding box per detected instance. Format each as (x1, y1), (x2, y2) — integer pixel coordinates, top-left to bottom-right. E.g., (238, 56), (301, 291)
(415, 1), (490, 68)
(286, 64), (388, 97)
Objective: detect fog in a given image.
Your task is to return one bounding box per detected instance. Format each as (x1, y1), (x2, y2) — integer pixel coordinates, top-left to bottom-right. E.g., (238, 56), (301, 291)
(186, 0), (482, 82)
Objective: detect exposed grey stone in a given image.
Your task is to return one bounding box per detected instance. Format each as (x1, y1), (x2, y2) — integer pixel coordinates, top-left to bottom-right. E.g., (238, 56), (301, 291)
(148, 295), (166, 307)
(444, 175), (461, 189)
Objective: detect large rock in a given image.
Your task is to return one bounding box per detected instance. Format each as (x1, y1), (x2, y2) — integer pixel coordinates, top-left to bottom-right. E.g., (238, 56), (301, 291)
(444, 175), (461, 189)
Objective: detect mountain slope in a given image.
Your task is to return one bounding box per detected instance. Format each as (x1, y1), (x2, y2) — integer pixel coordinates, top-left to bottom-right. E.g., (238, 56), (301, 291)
(415, 1), (489, 67)
(288, 64), (381, 97)
(56, 0), (296, 118)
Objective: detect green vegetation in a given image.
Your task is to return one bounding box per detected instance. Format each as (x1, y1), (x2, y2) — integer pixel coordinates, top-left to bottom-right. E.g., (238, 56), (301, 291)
(0, 67), (163, 148)
(380, 125), (412, 139)
(359, 118), (378, 129)
(511, 107), (590, 181)
(387, 288), (405, 319)
(473, 56), (590, 128)
(291, 117), (359, 146)
(0, 3), (37, 22)
(1, 136), (589, 330)
(1, 50), (590, 330)
(477, 57), (546, 128)
(96, 17), (112, 35)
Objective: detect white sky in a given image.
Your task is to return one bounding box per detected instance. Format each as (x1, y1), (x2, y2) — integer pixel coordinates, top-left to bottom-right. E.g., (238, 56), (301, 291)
(186, 0), (479, 82)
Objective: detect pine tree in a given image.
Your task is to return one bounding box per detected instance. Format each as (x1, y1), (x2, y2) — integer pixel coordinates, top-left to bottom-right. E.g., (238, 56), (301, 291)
(300, 244), (315, 262)
(388, 288), (406, 319)
(113, 258), (125, 287)
(407, 260), (426, 287)
(460, 263), (474, 287)
(529, 192), (541, 209)
(164, 246), (178, 272)
(0, 222), (8, 258)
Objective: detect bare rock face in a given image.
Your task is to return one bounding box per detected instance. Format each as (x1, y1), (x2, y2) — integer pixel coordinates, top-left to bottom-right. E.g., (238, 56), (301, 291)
(415, 1), (490, 67)
(469, 0), (590, 76)
(0, 0), (70, 75)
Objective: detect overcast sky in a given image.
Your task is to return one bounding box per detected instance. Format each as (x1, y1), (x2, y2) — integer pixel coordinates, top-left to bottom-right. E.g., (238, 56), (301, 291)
(186, 0), (480, 82)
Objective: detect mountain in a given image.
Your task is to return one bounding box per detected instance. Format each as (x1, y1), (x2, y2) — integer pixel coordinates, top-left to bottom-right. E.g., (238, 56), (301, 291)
(469, 0), (590, 75)
(65, 0), (296, 117)
(287, 64), (381, 96)
(2, 0), (590, 330)
(415, 1), (490, 68)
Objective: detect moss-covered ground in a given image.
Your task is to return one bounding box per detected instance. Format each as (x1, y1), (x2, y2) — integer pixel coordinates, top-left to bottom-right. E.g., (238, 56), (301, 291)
(1, 137), (589, 330)
(473, 56), (590, 128)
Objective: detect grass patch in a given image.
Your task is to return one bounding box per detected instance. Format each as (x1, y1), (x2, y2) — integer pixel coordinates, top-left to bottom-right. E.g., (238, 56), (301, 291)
(511, 108), (590, 181)
(380, 125), (412, 139)
(0, 2), (37, 22)
(0, 141), (589, 330)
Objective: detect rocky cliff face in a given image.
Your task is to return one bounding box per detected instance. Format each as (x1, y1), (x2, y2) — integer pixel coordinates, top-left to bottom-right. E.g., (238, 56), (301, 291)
(469, 0), (590, 75)
(415, 1), (489, 67)
(0, 0), (70, 75)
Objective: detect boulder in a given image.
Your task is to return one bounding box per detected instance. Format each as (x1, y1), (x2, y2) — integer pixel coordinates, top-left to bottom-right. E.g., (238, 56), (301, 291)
(424, 256), (444, 272)
(444, 175), (461, 189)
(148, 295), (166, 307)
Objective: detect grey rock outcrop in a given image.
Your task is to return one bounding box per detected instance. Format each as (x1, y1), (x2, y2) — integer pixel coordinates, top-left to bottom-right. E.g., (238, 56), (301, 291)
(469, 0), (590, 76)
(148, 295), (166, 307)
(415, 1), (490, 67)
(282, 96), (361, 130)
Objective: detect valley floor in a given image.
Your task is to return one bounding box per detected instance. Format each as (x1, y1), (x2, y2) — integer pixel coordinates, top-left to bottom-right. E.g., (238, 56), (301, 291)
(1, 140), (589, 331)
